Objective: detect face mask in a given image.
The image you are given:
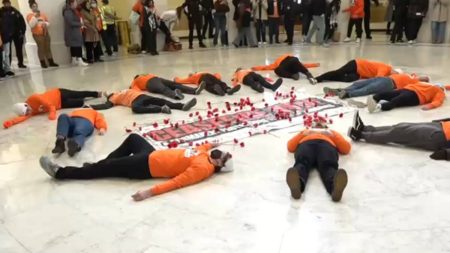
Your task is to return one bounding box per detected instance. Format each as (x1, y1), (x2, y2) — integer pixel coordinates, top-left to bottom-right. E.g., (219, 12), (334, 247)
(221, 158), (234, 173)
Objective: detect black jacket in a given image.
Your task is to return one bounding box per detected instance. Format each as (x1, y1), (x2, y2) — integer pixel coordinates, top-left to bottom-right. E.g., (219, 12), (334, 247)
(407, 0), (428, 18)
(182, 0), (206, 18)
(0, 6), (26, 43)
(310, 0), (326, 16)
(281, 0), (300, 18)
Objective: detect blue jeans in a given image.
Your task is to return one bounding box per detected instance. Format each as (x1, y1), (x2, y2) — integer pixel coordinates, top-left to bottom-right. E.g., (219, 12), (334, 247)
(213, 13), (227, 45)
(57, 114), (94, 148)
(345, 77), (395, 98)
(431, 21), (446, 44)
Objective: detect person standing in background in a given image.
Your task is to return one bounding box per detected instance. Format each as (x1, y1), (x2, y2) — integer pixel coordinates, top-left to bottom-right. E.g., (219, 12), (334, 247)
(232, 0), (257, 47)
(301, 0), (312, 41)
(27, 0), (59, 69)
(343, 0), (365, 43)
(267, 0), (281, 44)
(101, 0), (119, 55)
(406, 0), (429, 44)
(202, 0), (215, 39)
(324, 0), (341, 43)
(390, 0), (408, 43)
(142, 0), (159, 55)
(79, 0), (103, 64)
(213, 0), (230, 46)
(305, 0), (327, 45)
(281, 0), (298, 45)
(363, 0), (379, 39)
(181, 0), (207, 49)
(132, 0), (149, 52)
(0, 0), (26, 69)
(63, 0), (88, 66)
(384, 0), (394, 34)
(430, 0), (448, 44)
(252, 0), (268, 45)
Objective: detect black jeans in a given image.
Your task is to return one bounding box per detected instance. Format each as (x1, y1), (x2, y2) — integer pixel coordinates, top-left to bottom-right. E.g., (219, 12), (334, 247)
(373, 89), (420, 111)
(255, 19), (267, 43)
(188, 17), (204, 46)
(316, 60), (359, 82)
(147, 77), (197, 98)
(390, 7), (406, 42)
(406, 17), (423, 41)
(284, 16), (295, 43)
(85, 42), (102, 62)
(101, 24), (119, 55)
(60, 89), (99, 108)
(363, 3), (371, 37)
(56, 134), (154, 179)
(142, 28), (157, 53)
(131, 94), (184, 114)
(268, 17), (280, 43)
(200, 74), (230, 96)
(11, 35), (24, 65)
(243, 72), (275, 91)
(347, 18), (363, 38)
(292, 140), (339, 194)
(70, 47), (83, 58)
(274, 56), (313, 79)
(202, 11), (215, 38)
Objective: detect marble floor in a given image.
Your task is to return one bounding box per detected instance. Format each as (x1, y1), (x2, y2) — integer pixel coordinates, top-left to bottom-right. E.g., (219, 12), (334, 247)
(1, 40), (450, 253)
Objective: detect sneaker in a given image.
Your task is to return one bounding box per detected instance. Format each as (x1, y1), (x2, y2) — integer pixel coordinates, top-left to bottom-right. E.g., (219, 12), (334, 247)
(343, 37), (352, 42)
(182, 98), (197, 111)
(331, 169), (348, 202)
(347, 99), (367, 108)
(323, 87), (340, 96)
(356, 38), (361, 43)
(291, 73), (300, 80)
(18, 64), (27, 69)
(352, 111), (365, 131)
(366, 36), (373, 40)
(227, 85), (241, 95)
(254, 84), (264, 93)
(161, 105), (172, 114)
(77, 58), (88, 67)
(286, 167), (302, 200)
(213, 85), (226, 96)
(6, 71), (15, 76)
(366, 96), (378, 113)
(347, 127), (362, 141)
(308, 77), (318, 85)
(52, 138), (66, 154)
(338, 90), (349, 99)
(408, 40), (414, 44)
(272, 78), (283, 91)
(67, 139), (81, 157)
(199, 43), (207, 48)
(39, 156), (59, 178)
(174, 89), (185, 100)
(195, 81), (206, 95)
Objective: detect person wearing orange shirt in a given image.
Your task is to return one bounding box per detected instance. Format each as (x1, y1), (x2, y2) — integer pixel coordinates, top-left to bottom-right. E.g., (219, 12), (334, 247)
(52, 108), (107, 157)
(3, 88), (103, 129)
(348, 112), (450, 161)
(131, 74), (205, 100)
(39, 134), (234, 201)
(367, 82), (447, 113)
(27, 1), (58, 69)
(91, 89), (197, 114)
(286, 118), (351, 202)
(251, 54), (320, 84)
(343, 0), (364, 43)
(323, 73), (430, 99)
(316, 58), (395, 83)
(231, 68), (283, 92)
(175, 72), (241, 96)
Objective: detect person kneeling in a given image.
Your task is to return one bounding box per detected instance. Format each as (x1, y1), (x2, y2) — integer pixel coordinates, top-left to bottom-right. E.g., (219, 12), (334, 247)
(232, 68), (283, 93)
(39, 134), (234, 201)
(286, 119), (351, 202)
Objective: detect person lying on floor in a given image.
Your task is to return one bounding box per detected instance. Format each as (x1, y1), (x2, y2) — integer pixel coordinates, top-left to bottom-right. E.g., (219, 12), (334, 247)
(52, 108), (107, 157)
(39, 133), (234, 201)
(316, 58), (398, 83)
(323, 73), (430, 99)
(251, 54), (320, 84)
(90, 89), (197, 114)
(175, 72), (241, 96)
(130, 73), (205, 100)
(348, 112), (450, 161)
(3, 88), (104, 129)
(366, 82), (447, 113)
(231, 68), (283, 93)
(286, 117), (351, 202)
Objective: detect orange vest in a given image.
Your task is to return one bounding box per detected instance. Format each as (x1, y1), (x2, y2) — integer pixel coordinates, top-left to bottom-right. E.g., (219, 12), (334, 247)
(70, 108), (108, 130)
(130, 74), (157, 90)
(27, 12), (49, 36)
(442, 122), (450, 141)
(355, 59), (392, 79)
(252, 54), (320, 71)
(175, 72), (222, 85)
(109, 89), (143, 107)
(404, 82), (445, 108)
(389, 74), (419, 89)
(231, 69), (253, 87)
(26, 88), (62, 115)
(287, 129), (351, 155)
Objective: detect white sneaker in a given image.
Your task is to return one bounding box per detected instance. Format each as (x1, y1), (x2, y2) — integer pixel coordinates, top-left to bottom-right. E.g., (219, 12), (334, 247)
(77, 58), (88, 67)
(344, 37), (352, 42)
(356, 38), (361, 43)
(367, 96), (380, 113)
(408, 40), (414, 44)
(71, 57), (78, 66)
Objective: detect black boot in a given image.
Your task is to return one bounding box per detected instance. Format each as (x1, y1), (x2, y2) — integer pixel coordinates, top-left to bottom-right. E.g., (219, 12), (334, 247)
(48, 59), (59, 67)
(40, 60), (48, 69)
(67, 139), (81, 157)
(52, 138), (66, 154)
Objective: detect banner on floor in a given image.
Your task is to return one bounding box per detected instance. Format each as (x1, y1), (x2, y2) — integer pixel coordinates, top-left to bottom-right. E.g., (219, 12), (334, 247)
(137, 97), (349, 149)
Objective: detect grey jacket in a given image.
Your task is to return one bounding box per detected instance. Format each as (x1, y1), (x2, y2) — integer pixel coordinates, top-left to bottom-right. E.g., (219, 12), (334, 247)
(63, 6), (83, 47)
(431, 0), (449, 22)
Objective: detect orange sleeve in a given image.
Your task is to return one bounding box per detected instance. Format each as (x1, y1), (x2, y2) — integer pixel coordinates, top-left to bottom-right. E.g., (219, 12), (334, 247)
(174, 76), (196, 84)
(196, 143), (213, 152)
(94, 113), (108, 130)
(34, 96), (57, 120)
(252, 63), (277, 71)
(303, 62), (320, 68)
(428, 90), (445, 109)
(3, 115), (32, 129)
(330, 131), (351, 155)
(287, 132), (305, 153)
(149, 165), (211, 196)
(377, 66), (392, 77)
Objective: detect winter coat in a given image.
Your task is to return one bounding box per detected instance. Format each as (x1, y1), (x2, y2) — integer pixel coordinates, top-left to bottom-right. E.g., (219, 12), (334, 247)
(408, 0), (429, 18)
(80, 8), (100, 42)
(0, 6), (26, 43)
(431, 0), (449, 22)
(252, 0), (268, 20)
(63, 5), (83, 47)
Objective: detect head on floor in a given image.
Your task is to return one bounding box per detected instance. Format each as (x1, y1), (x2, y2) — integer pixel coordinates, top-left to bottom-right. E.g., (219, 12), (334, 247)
(210, 150), (233, 173)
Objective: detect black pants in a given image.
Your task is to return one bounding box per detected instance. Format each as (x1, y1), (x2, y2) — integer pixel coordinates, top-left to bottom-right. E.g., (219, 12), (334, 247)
(189, 17), (203, 46)
(142, 28), (157, 53)
(131, 94), (184, 114)
(302, 13), (312, 36)
(60, 89), (99, 108)
(284, 16), (295, 43)
(56, 134), (154, 179)
(347, 18), (363, 38)
(316, 60), (359, 82)
(10, 35), (24, 66)
(255, 19), (267, 43)
(85, 42), (102, 62)
(200, 74), (230, 96)
(70, 47), (83, 58)
(292, 140), (339, 194)
(159, 21), (173, 43)
(243, 72), (275, 91)
(0, 47), (4, 75)
(202, 11), (215, 38)
(147, 77), (197, 99)
(268, 17), (280, 43)
(390, 8), (406, 42)
(274, 56), (313, 79)
(364, 6), (371, 37)
(324, 14), (335, 41)
(101, 24), (119, 55)
(406, 18), (423, 41)
(373, 89), (420, 111)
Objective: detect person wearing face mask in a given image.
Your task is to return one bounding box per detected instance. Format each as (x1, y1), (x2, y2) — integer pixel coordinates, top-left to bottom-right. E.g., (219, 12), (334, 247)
(286, 117), (351, 201)
(27, 0), (59, 69)
(79, 0), (103, 64)
(63, 0), (88, 66)
(39, 134), (234, 201)
(0, 0), (26, 70)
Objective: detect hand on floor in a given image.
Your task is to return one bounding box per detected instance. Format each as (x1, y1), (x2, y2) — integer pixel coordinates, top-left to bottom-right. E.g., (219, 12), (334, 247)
(132, 189), (153, 201)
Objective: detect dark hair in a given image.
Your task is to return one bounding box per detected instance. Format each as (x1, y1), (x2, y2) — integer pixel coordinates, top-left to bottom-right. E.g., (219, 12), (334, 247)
(29, 0), (37, 8)
(211, 149), (224, 173)
(134, 75), (140, 80)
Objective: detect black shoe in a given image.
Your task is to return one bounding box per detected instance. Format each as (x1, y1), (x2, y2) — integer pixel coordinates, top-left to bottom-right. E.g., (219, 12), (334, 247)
(291, 73), (300, 80)
(272, 78), (283, 91)
(40, 60), (48, 69)
(182, 98), (197, 111)
(48, 59), (59, 67)
(286, 167), (302, 199)
(397, 39), (405, 43)
(18, 64), (27, 69)
(308, 77), (318, 85)
(347, 127), (362, 141)
(174, 89), (185, 100)
(366, 36), (373, 40)
(352, 111), (365, 131)
(161, 105), (172, 114)
(95, 58), (104, 62)
(195, 81), (206, 95)
(189, 45), (193, 49)
(6, 71), (15, 76)
(51, 138), (66, 154)
(199, 43), (207, 48)
(331, 169), (348, 202)
(254, 84), (264, 93)
(67, 139), (81, 157)
(227, 85), (241, 95)
(213, 85), (226, 96)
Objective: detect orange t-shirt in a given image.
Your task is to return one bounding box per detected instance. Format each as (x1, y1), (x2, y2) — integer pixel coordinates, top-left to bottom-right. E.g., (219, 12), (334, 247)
(355, 59), (392, 79)
(231, 69), (252, 87)
(109, 89), (143, 107)
(252, 54), (320, 71)
(404, 82), (445, 108)
(344, 0), (364, 18)
(132, 1), (145, 27)
(27, 12), (49, 36)
(442, 121), (450, 141)
(175, 72), (222, 85)
(287, 129), (351, 155)
(26, 88), (62, 115)
(390, 74), (420, 89)
(70, 108), (108, 130)
(130, 74), (157, 91)
(148, 144), (215, 195)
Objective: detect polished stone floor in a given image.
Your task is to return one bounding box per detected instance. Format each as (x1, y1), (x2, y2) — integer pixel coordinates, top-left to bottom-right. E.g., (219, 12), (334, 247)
(1, 39), (450, 253)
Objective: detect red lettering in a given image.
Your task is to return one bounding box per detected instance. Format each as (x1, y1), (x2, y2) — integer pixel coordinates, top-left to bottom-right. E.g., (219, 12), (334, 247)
(178, 124), (201, 135)
(149, 129), (173, 141)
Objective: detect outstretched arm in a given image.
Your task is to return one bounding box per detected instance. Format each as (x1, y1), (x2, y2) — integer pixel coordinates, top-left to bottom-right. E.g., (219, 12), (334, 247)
(3, 115), (32, 129)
